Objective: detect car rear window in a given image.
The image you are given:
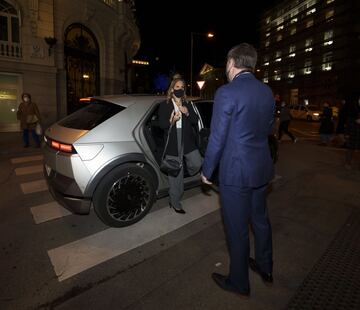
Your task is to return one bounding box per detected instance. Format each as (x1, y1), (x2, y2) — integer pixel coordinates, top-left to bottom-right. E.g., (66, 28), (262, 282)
(58, 99), (125, 130)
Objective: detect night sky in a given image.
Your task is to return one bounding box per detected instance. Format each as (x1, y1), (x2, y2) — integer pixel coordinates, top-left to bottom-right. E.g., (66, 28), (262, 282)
(135, 0), (280, 80)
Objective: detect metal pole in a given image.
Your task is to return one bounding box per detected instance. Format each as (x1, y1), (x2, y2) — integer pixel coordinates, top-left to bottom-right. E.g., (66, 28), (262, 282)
(190, 32), (193, 97)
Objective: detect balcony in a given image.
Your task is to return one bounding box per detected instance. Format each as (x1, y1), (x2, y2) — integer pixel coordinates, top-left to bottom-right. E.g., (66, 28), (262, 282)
(0, 42), (22, 59)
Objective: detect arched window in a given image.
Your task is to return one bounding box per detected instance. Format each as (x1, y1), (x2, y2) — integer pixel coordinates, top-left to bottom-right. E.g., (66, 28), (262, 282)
(0, 0), (21, 57)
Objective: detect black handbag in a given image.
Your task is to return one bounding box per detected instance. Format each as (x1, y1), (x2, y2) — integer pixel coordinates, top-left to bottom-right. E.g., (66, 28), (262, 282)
(160, 123), (183, 177)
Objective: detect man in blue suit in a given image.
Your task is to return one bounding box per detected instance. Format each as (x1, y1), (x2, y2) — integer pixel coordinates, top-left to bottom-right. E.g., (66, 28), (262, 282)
(201, 43), (275, 296)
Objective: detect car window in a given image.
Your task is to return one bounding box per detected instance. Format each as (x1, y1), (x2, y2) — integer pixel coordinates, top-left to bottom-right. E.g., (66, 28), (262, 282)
(58, 99), (125, 130)
(194, 101), (213, 128)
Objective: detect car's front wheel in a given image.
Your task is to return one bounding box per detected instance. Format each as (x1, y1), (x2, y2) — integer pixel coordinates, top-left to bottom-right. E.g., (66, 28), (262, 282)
(93, 163), (156, 227)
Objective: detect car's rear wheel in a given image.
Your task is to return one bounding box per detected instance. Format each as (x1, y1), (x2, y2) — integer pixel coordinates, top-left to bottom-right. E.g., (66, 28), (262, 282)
(93, 163), (156, 227)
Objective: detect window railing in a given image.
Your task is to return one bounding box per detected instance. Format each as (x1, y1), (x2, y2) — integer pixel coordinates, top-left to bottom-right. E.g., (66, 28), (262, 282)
(0, 41), (22, 58)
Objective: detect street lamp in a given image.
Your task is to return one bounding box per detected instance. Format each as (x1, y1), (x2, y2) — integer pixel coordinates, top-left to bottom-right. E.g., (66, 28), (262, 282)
(190, 32), (214, 97)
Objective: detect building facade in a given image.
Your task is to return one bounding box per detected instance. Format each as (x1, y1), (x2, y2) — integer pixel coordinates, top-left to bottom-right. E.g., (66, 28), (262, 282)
(258, 0), (360, 107)
(0, 0), (139, 132)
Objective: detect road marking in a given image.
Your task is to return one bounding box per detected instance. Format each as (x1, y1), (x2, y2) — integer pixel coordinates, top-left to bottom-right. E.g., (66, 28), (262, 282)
(20, 179), (47, 194)
(11, 155), (43, 164)
(30, 201), (72, 224)
(15, 165), (43, 176)
(48, 193), (220, 282)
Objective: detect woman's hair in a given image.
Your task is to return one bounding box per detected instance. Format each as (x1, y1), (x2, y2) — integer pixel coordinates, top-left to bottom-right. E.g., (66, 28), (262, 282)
(166, 77), (187, 102)
(22, 93), (31, 101)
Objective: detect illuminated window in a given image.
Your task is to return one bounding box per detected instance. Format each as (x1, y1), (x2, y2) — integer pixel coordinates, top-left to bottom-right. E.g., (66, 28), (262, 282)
(322, 52), (333, 71)
(307, 0), (317, 7)
(274, 70), (281, 81)
(305, 38), (313, 52)
(265, 40), (270, 47)
(303, 59), (312, 75)
(263, 56), (269, 66)
(324, 30), (333, 46)
(306, 19), (314, 28)
(266, 32), (270, 37)
(288, 65), (295, 78)
(263, 70), (269, 83)
(291, 17), (298, 23)
(277, 25), (284, 31)
(277, 34), (282, 42)
(327, 0), (334, 4)
(276, 17), (284, 26)
(289, 45), (296, 57)
(326, 10), (334, 19)
(266, 17), (271, 24)
(307, 8), (316, 15)
(290, 27), (297, 35)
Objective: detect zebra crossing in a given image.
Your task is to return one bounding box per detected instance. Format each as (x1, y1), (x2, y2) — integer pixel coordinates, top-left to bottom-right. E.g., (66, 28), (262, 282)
(11, 154), (222, 282)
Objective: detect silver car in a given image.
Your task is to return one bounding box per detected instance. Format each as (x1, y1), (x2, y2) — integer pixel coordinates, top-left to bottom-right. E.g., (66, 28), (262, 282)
(43, 95), (213, 227)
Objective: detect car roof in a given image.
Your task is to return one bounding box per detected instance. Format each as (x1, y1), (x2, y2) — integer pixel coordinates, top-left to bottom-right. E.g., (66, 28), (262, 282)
(91, 94), (166, 108)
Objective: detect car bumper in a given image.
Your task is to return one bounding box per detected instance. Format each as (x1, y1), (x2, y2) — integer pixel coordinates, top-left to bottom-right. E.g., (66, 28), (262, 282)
(44, 166), (91, 214)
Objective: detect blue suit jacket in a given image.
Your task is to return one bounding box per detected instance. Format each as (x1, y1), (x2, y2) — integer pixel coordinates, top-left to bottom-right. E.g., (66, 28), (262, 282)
(202, 72), (275, 187)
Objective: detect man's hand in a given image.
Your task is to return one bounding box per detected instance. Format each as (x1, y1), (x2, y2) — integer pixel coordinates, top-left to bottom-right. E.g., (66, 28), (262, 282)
(201, 172), (212, 185)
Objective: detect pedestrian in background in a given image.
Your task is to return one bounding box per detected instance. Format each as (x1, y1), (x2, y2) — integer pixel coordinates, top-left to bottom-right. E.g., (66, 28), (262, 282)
(158, 76), (202, 214)
(334, 99), (348, 148)
(278, 101), (297, 143)
(319, 101), (334, 146)
(201, 43), (274, 296)
(344, 93), (360, 169)
(16, 93), (41, 148)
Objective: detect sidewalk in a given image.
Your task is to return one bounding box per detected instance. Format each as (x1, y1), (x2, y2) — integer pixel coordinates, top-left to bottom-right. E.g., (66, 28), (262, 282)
(0, 131), (42, 157)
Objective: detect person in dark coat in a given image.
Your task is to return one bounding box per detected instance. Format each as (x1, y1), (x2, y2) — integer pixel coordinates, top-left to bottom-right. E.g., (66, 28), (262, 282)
(344, 94), (360, 169)
(319, 101), (334, 146)
(202, 43), (274, 296)
(278, 101), (297, 143)
(335, 99), (348, 147)
(158, 77), (202, 213)
(16, 93), (41, 147)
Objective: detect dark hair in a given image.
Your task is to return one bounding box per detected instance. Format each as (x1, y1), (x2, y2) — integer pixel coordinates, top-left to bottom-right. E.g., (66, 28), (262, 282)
(227, 43), (257, 71)
(22, 93), (31, 101)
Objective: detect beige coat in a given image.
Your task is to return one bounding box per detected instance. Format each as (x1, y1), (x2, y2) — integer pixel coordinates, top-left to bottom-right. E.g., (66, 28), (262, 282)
(17, 101), (41, 130)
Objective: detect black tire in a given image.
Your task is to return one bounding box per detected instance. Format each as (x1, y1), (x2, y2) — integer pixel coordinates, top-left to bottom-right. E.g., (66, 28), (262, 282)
(93, 163), (156, 227)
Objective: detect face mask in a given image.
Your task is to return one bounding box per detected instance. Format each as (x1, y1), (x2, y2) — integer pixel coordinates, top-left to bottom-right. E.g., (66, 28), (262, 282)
(173, 89), (184, 98)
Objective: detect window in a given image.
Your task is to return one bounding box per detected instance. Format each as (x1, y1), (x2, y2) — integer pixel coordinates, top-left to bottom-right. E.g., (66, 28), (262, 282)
(305, 38), (313, 52)
(266, 17), (271, 24)
(289, 45), (296, 57)
(326, 10), (334, 19)
(306, 8), (316, 15)
(290, 27), (297, 35)
(288, 65), (295, 78)
(306, 19), (314, 28)
(327, 0), (334, 4)
(322, 52), (333, 71)
(277, 25), (284, 31)
(324, 30), (333, 46)
(303, 59), (312, 75)
(274, 70), (281, 81)
(0, 0), (21, 58)
(275, 50), (282, 62)
(265, 40), (270, 47)
(263, 70), (269, 83)
(263, 56), (269, 66)
(277, 34), (282, 42)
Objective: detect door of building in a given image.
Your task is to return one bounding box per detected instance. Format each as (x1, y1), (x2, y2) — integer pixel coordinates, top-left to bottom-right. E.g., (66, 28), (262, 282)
(64, 24), (99, 114)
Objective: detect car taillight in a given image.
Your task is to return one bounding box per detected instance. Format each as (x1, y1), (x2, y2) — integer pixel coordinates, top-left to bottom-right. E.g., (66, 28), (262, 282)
(49, 139), (76, 154)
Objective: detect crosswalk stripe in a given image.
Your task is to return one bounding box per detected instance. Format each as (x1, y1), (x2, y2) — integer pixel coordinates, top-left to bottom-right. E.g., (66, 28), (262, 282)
(20, 179), (48, 194)
(11, 155), (43, 164)
(15, 165), (43, 176)
(47, 193), (220, 282)
(30, 201), (72, 224)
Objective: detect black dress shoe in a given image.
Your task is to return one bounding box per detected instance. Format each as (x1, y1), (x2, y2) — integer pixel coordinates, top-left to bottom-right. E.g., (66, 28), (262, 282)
(169, 204), (186, 214)
(249, 257), (273, 284)
(211, 273), (250, 297)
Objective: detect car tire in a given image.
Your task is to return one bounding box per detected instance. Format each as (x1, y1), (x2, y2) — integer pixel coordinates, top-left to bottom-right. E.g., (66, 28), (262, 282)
(93, 163), (156, 227)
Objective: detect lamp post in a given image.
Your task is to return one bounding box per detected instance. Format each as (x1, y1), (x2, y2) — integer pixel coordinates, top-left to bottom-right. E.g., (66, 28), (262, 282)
(190, 32), (214, 97)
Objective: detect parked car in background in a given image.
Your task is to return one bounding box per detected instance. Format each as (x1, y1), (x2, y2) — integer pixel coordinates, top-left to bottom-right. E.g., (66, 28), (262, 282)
(289, 104), (322, 121)
(43, 95), (278, 228)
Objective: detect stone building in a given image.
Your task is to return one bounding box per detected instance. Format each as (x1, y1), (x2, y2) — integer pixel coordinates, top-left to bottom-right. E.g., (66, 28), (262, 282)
(0, 0), (139, 132)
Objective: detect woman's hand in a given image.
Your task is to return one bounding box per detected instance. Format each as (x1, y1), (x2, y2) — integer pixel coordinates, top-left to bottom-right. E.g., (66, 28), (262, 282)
(169, 110), (181, 124)
(179, 105), (189, 116)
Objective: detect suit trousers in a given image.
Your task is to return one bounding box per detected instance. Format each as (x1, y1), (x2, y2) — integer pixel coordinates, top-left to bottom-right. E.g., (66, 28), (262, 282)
(219, 183), (273, 291)
(167, 128), (202, 210)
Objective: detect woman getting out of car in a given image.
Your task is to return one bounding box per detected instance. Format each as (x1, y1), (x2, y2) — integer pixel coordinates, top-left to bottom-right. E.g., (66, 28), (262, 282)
(158, 76), (202, 214)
